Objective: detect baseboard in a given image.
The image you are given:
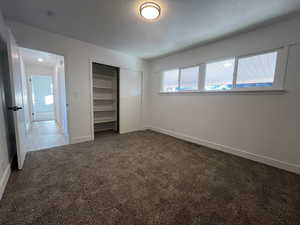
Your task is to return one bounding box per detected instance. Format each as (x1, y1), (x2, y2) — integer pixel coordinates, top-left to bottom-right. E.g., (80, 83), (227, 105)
(141, 125), (151, 131)
(0, 163), (11, 200)
(70, 136), (92, 144)
(146, 126), (300, 174)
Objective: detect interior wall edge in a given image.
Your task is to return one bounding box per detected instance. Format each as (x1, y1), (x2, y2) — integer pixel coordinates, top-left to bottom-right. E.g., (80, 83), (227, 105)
(146, 126), (300, 175)
(0, 162), (11, 200)
(70, 135), (92, 145)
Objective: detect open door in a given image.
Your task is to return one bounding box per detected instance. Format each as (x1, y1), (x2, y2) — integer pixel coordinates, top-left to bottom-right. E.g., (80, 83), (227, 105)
(6, 30), (27, 169)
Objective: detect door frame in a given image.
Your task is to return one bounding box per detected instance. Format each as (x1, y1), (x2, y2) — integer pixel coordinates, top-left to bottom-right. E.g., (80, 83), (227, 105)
(19, 46), (72, 144)
(89, 59), (120, 140)
(88, 58), (144, 140)
(20, 47), (70, 142)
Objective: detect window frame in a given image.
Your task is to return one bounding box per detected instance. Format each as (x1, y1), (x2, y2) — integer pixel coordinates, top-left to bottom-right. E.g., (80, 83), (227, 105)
(160, 68), (180, 92)
(204, 57), (236, 91)
(160, 47), (288, 94)
(232, 49), (285, 92)
(178, 65), (200, 91)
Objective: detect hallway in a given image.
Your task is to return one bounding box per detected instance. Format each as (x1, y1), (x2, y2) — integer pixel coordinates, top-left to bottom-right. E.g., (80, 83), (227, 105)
(26, 120), (68, 151)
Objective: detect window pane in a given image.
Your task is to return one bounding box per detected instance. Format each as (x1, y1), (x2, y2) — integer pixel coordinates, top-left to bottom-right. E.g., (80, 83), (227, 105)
(236, 51), (277, 88)
(162, 69), (179, 92)
(205, 59), (235, 90)
(179, 66), (199, 91)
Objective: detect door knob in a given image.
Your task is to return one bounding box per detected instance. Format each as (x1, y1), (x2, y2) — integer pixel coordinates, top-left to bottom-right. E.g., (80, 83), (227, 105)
(8, 106), (23, 111)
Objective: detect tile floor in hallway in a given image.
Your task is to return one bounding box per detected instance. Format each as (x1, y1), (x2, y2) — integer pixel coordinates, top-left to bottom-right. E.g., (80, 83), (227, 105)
(26, 120), (68, 151)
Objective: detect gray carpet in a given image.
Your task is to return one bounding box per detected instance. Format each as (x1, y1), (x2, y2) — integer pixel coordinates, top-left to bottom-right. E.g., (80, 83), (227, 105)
(0, 130), (299, 225)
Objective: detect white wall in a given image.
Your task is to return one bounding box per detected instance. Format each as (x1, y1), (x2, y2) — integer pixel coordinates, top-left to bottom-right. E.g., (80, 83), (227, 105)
(8, 21), (149, 144)
(53, 60), (68, 136)
(19, 56), (31, 133)
(148, 16), (300, 174)
(57, 62), (68, 136)
(53, 65), (60, 125)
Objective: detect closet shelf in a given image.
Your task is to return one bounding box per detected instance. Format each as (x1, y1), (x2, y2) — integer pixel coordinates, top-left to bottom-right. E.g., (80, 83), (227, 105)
(92, 63), (118, 133)
(93, 106), (115, 112)
(93, 96), (114, 100)
(94, 127), (114, 132)
(93, 85), (113, 89)
(94, 117), (116, 124)
(93, 73), (113, 80)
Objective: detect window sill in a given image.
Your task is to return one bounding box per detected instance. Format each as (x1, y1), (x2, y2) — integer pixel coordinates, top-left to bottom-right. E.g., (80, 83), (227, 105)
(159, 88), (286, 94)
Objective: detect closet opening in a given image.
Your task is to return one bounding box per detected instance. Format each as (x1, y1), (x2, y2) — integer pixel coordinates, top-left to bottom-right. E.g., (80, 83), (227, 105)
(91, 62), (119, 135)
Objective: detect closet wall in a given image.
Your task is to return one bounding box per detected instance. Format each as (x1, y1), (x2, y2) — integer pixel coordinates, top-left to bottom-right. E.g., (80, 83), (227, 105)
(92, 63), (119, 133)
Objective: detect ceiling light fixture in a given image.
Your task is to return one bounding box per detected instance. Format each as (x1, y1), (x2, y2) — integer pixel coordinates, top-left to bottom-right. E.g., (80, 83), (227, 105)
(37, 58), (44, 62)
(140, 2), (161, 20)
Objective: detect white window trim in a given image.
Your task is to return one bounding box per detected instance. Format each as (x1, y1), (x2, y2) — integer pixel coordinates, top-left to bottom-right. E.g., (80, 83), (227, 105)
(161, 68), (181, 92)
(160, 47), (288, 94)
(179, 65), (200, 91)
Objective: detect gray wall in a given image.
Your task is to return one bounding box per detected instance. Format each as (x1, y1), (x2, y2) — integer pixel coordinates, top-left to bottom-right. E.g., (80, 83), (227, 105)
(148, 16), (300, 174)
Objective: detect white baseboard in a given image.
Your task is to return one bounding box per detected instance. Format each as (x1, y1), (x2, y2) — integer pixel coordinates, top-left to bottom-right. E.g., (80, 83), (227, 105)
(147, 126), (300, 174)
(0, 164), (11, 200)
(70, 136), (92, 144)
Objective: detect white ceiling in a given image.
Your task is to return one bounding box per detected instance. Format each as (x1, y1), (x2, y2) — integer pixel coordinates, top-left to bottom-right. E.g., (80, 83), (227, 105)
(19, 47), (63, 67)
(2, 0), (300, 59)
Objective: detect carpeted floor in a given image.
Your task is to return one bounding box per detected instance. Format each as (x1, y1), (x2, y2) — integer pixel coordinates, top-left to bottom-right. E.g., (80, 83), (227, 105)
(0, 130), (299, 225)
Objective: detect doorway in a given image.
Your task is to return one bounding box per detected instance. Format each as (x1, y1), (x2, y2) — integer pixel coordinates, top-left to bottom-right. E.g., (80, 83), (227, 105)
(19, 47), (69, 151)
(91, 62), (119, 137)
(30, 75), (55, 121)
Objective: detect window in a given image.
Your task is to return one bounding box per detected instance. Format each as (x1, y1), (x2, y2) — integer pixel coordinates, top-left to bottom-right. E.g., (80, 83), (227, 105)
(45, 95), (54, 105)
(162, 69), (179, 92)
(179, 66), (199, 91)
(236, 52), (277, 88)
(160, 48), (285, 93)
(205, 59), (235, 90)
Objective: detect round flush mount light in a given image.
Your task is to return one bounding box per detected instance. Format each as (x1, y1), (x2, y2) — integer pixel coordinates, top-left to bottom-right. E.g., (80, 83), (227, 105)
(37, 58), (44, 62)
(140, 2), (161, 20)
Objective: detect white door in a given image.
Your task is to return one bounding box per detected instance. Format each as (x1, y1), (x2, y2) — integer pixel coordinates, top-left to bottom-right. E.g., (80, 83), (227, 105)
(119, 69), (142, 134)
(30, 75), (55, 121)
(7, 31), (27, 169)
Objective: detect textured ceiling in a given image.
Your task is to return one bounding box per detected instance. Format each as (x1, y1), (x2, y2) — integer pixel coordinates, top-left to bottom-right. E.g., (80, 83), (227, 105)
(1, 0), (300, 59)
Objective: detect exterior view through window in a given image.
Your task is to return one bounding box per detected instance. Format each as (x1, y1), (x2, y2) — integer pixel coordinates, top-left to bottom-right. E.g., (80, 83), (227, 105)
(161, 49), (282, 92)
(179, 66), (199, 91)
(236, 51), (277, 88)
(205, 59), (235, 91)
(162, 69), (179, 92)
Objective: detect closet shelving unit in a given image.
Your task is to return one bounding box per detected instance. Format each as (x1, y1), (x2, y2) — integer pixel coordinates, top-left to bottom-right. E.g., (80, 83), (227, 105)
(92, 63), (119, 133)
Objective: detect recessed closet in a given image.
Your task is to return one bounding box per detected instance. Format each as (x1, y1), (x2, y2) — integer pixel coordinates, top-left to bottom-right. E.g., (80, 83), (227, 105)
(92, 62), (119, 133)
